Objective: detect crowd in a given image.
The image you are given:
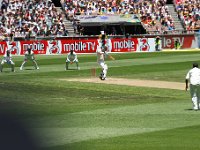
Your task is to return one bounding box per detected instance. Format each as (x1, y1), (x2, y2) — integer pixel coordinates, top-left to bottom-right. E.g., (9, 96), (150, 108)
(138, 0), (175, 34)
(60, 0), (176, 34)
(0, 0), (199, 39)
(0, 0), (68, 40)
(175, 0), (200, 33)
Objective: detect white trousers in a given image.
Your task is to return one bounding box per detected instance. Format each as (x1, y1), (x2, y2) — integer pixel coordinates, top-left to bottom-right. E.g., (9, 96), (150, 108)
(98, 60), (108, 78)
(190, 84), (200, 110)
(1, 59), (15, 65)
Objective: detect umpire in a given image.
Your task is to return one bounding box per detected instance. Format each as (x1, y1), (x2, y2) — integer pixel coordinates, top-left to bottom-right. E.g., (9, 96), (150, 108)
(185, 63), (200, 110)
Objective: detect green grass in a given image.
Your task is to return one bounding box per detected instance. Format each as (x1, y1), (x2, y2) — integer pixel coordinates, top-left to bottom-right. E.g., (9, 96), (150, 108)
(0, 51), (200, 150)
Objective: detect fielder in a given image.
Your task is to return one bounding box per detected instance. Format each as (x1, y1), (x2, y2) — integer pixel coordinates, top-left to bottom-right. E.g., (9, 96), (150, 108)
(0, 50), (15, 72)
(96, 31), (114, 80)
(185, 63), (200, 110)
(66, 50), (79, 70)
(20, 48), (39, 70)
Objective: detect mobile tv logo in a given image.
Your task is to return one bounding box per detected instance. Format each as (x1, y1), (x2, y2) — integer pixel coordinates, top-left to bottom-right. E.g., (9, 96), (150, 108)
(64, 41), (96, 51)
(23, 42), (45, 51)
(113, 39), (136, 49)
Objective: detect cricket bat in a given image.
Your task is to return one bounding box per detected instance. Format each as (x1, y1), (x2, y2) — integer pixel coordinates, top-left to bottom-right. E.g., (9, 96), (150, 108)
(108, 55), (115, 60)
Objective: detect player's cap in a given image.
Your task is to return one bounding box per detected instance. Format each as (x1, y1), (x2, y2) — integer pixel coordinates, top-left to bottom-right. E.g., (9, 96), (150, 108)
(193, 62), (198, 68)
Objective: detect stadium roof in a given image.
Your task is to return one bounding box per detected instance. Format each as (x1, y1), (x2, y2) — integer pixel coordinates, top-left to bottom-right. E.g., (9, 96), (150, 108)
(75, 14), (141, 26)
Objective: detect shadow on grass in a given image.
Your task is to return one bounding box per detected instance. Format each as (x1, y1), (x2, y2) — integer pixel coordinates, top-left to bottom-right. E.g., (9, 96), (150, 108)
(66, 68), (79, 70)
(24, 68), (36, 70)
(185, 108), (196, 111)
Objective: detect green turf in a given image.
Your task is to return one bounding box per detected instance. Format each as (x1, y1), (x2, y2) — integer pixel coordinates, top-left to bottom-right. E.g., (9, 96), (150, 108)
(0, 51), (200, 150)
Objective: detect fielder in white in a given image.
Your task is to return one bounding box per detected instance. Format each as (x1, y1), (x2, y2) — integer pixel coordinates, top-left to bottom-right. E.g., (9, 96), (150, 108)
(96, 31), (113, 80)
(185, 63), (200, 110)
(0, 50), (15, 72)
(20, 48), (39, 70)
(66, 50), (79, 70)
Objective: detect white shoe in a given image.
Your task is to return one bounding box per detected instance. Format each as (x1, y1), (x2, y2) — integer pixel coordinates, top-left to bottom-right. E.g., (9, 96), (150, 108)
(36, 67), (39, 70)
(77, 67), (80, 70)
(20, 67), (23, 70)
(194, 106), (199, 111)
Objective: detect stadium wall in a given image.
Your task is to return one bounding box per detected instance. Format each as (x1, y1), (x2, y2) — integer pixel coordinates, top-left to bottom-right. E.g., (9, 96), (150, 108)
(0, 34), (198, 55)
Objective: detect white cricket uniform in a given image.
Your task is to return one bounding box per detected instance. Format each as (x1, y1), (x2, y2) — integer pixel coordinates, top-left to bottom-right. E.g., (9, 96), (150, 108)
(186, 67), (200, 110)
(24, 51), (35, 61)
(20, 50), (39, 70)
(1, 52), (15, 65)
(96, 42), (108, 79)
(66, 52), (78, 63)
(96, 47), (107, 68)
(97, 38), (112, 52)
(0, 51), (15, 72)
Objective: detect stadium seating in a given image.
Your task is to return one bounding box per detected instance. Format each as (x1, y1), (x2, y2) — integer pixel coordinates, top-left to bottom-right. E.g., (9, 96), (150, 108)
(0, 0), (199, 38)
(174, 0), (200, 33)
(0, 0), (69, 40)
(60, 0), (177, 35)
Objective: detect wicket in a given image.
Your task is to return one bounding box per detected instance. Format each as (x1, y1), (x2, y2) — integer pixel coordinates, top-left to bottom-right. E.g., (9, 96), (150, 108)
(91, 68), (96, 77)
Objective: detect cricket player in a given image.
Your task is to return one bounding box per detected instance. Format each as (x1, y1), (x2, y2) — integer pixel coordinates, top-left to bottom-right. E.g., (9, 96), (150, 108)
(66, 50), (79, 70)
(185, 63), (200, 110)
(97, 31), (112, 52)
(0, 50), (15, 72)
(96, 31), (114, 80)
(20, 47), (39, 70)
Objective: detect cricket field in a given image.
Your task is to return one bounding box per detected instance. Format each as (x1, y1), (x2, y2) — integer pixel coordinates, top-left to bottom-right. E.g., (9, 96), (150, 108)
(0, 50), (200, 150)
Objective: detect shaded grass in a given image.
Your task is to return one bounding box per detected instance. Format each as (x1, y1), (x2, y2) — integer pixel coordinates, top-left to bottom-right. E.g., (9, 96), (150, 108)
(50, 125), (200, 150)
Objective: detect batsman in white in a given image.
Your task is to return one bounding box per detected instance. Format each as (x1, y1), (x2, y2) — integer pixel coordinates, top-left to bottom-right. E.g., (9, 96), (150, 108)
(20, 47), (39, 70)
(185, 62), (200, 110)
(96, 31), (113, 80)
(0, 50), (15, 72)
(66, 50), (79, 70)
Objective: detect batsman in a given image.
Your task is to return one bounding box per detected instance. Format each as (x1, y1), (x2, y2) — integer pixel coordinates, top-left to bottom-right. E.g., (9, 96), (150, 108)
(96, 31), (114, 80)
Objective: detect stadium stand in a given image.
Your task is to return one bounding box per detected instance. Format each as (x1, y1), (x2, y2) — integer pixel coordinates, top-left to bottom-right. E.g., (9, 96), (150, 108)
(60, 0), (185, 35)
(0, 0), (69, 40)
(0, 0), (199, 38)
(61, 0), (199, 34)
(174, 0), (200, 33)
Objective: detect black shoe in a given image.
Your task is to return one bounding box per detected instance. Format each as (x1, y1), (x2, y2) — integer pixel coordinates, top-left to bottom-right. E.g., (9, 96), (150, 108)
(101, 77), (106, 80)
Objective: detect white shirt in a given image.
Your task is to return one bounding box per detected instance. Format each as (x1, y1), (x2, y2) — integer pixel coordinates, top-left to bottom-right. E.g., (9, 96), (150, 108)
(186, 67), (200, 85)
(3, 51), (12, 61)
(67, 52), (78, 62)
(96, 47), (105, 62)
(24, 50), (35, 60)
(97, 38), (112, 52)
(96, 38), (112, 62)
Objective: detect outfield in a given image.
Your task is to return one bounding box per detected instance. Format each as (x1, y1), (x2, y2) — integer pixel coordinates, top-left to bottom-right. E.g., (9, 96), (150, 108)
(0, 51), (200, 150)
